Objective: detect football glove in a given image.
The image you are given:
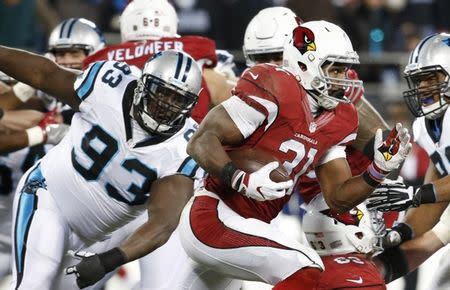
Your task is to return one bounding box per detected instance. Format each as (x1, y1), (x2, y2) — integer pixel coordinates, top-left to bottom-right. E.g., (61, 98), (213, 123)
(38, 111), (69, 145)
(366, 177), (416, 212)
(231, 161), (293, 202)
(366, 123), (412, 184)
(66, 248), (126, 289)
(382, 222), (414, 248)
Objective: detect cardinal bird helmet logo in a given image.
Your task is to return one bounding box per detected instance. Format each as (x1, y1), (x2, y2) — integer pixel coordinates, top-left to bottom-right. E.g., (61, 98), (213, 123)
(293, 26), (316, 55)
(320, 208), (364, 226)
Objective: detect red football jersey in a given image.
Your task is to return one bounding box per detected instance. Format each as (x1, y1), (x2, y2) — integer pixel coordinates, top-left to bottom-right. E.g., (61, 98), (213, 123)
(83, 36), (218, 123)
(205, 64), (358, 223)
(299, 99), (371, 203)
(317, 254), (386, 290)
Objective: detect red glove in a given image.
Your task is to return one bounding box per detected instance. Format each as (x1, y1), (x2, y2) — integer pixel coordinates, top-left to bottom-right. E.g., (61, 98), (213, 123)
(38, 110), (59, 142)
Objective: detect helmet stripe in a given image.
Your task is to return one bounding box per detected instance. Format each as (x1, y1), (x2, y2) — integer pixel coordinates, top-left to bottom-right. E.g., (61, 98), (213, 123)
(174, 52), (184, 80)
(181, 57), (192, 82)
(414, 34), (435, 63)
(66, 18), (79, 39)
(58, 19), (70, 39)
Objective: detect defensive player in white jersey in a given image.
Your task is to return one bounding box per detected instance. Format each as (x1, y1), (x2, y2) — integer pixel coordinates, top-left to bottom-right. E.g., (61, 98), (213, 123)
(0, 18), (106, 284)
(0, 47), (204, 289)
(366, 33), (450, 285)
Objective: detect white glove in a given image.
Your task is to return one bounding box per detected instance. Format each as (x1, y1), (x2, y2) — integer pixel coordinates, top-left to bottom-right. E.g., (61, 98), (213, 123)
(366, 177), (416, 212)
(231, 161), (293, 202)
(45, 123), (70, 145)
(373, 123), (412, 173)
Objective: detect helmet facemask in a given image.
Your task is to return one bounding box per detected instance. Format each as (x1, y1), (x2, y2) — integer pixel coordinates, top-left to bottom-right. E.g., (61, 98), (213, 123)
(133, 74), (198, 136)
(403, 66), (450, 119)
(309, 56), (363, 110)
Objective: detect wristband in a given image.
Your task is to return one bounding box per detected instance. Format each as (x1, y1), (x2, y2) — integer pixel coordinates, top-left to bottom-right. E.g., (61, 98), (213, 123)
(362, 171), (381, 187)
(412, 183), (436, 206)
(376, 246), (409, 283)
(0, 108), (4, 120)
(98, 248), (127, 273)
(221, 161), (239, 187)
(25, 126), (44, 146)
(12, 82), (36, 103)
(391, 222), (414, 242)
(367, 162), (388, 181)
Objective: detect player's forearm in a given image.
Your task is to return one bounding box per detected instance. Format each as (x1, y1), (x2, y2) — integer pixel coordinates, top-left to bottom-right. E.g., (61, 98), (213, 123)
(352, 97), (389, 152)
(0, 46), (79, 110)
(0, 131), (29, 154)
(187, 130), (232, 178)
(119, 218), (176, 262)
(326, 175), (375, 213)
(0, 46), (54, 91)
(399, 231), (444, 271)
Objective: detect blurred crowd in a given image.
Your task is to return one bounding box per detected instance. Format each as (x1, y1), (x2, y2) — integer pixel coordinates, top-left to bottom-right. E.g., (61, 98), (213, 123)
(1, 0), (450, 54)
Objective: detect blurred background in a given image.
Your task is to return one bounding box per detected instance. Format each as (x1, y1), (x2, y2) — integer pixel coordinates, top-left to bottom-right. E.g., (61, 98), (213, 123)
(3, 0), (450, 125)
(1, 0), (448, 289)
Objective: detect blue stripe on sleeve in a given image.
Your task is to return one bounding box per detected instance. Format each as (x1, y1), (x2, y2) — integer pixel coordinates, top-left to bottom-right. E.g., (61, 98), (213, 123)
(76, 61), (106, 100)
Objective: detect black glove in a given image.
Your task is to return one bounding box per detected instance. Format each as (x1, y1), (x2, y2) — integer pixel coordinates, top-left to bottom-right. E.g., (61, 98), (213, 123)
(366, 177), (416, 212)
(66, 248), (126, 289)
(382, 222), (414, 248)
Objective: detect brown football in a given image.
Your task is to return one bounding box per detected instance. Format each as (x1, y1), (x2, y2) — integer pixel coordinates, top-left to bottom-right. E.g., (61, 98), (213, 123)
(227, 148), (291, 182)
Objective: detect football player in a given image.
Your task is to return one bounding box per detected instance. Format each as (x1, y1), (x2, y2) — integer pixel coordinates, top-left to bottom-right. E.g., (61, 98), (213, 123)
(84, 0), (233, 123)
(365, 33), (450, 287)
(0, 46), (204, 290)
(176, 20), (411, 290)
(242, 8), (394, 290)
(0, 18), (105, 283)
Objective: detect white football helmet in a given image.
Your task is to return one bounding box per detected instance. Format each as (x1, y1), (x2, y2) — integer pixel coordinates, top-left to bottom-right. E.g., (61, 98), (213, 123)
(404, 33), (450, 119)
(120, 0), (178, 42)
(48, 18), (105, 55)
(133, 50), (202, 135)
(283, 20), (362, 110)
(302, 194), (384, 256)
(243, 6), (299, 66)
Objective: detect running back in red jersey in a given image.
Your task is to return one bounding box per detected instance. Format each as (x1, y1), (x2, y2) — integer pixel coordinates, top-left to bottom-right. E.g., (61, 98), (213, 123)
(205, 63), (359, 223)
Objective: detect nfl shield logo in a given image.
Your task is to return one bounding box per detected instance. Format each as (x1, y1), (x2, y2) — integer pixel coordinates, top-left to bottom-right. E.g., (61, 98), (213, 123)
(309, 122), (317, 133)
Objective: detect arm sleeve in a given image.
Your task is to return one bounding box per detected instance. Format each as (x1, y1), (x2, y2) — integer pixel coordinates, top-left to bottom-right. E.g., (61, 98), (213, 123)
(221, 95), (266, 138)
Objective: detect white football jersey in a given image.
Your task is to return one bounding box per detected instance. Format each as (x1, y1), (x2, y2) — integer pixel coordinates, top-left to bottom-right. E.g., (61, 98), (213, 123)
(39, 61), (203, 242)
(413, 108), (450, 176)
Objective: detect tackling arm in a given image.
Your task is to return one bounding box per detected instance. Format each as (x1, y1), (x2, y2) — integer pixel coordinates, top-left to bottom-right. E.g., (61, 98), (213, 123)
(66, 174), (195, 289)
(119, 174), (194, 261)
(403, 163), (449, 235)
(0, 46), (80, 110)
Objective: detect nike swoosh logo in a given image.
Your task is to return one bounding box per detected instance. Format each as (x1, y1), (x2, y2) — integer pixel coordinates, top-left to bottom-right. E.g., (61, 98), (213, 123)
(249, 71), (259, 80)
(256, 186), (265, 200)
(346, 277), (363, 284)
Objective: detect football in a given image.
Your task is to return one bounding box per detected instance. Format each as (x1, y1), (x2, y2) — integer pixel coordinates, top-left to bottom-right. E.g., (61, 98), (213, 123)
(227, 148), (291, 182)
